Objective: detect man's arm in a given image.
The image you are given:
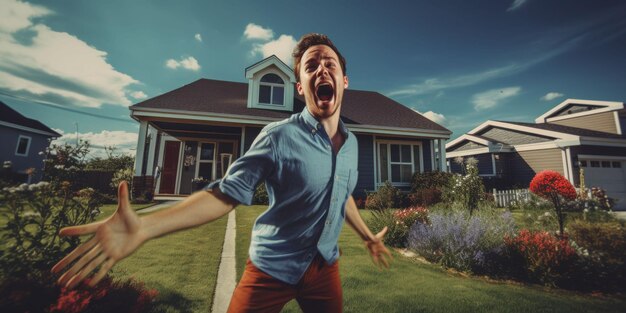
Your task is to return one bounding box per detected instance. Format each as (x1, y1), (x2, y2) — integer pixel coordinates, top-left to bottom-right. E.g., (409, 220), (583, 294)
(51, 181), (238, 288)
(344, 195), (392, 268)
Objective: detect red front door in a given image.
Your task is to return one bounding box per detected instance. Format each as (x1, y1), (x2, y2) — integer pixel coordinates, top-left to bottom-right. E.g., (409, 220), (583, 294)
(159, 141), (180, 194)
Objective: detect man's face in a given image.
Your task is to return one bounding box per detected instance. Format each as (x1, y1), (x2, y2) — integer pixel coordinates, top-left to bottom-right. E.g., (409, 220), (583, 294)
(297, 44), (348, 120)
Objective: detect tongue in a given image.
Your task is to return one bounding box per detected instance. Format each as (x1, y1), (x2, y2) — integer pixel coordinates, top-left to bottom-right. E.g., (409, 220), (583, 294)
(317, 85), (333, 101)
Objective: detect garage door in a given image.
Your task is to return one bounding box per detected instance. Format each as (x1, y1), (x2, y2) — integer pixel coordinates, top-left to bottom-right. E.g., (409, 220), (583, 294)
(580, 158), (626, 210)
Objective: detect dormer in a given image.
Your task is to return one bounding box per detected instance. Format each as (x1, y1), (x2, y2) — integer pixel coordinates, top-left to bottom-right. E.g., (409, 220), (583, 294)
(245, 55), (296, 112)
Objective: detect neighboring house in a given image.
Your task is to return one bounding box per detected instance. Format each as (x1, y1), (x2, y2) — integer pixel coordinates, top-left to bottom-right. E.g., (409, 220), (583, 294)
(446, 99), (626, 210)
(0, 101), (61, 182)
(130, 55), (451, 200)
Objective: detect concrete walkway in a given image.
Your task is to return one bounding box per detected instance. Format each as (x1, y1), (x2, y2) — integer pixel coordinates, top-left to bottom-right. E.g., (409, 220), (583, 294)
(211, 210), (237, 313)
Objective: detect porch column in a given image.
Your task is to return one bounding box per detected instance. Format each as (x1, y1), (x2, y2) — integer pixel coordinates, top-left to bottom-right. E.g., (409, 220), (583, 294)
(134, 121), (148, 176)
(145, 126), (157, 176)
(439, 139), (447, 172)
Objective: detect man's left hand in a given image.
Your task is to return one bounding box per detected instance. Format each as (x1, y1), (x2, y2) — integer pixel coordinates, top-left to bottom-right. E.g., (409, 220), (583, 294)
(365, 227), (393, 269)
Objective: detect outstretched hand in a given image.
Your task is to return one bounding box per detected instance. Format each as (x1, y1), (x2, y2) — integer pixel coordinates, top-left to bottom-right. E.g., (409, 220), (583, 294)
(51, 181), (144, 289)
(365, 226), (393, 269)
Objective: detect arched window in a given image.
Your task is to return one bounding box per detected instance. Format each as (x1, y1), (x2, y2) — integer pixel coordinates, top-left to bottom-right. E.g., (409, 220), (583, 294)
(259, 73), (284, 105)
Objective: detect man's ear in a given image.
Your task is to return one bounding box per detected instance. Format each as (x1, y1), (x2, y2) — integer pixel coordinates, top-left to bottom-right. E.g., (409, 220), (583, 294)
(296, 82), (304, 96)
(343, 76), (349, 89)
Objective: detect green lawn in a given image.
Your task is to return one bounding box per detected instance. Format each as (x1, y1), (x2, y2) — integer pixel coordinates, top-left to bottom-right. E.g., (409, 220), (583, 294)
(97, 203), (228, 313)
(236, 206), (626, 313)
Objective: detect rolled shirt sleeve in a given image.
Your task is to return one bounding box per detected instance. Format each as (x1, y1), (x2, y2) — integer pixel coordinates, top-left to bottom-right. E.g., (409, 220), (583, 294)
(206, 129), (276, 205)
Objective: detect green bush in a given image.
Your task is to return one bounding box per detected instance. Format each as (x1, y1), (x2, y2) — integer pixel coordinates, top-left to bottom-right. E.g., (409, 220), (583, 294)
(411, 171), (452, 192)
(443, 158), (485, 215)
(367, 207), (428, 248)
(365, 181), (403, 211)
(0, 181), (101, 280)
(407, 188), (442, 207)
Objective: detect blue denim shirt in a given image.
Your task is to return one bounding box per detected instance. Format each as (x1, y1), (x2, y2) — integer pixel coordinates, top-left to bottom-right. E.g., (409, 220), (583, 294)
(207, 108), (358, 284)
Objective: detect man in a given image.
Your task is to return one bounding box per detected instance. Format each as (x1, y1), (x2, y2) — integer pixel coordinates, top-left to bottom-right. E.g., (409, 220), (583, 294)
(52, 33), (392, 313)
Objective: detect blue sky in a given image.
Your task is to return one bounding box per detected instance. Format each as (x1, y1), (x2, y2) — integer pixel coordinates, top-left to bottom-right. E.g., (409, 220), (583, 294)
(1, 0), (625, 157)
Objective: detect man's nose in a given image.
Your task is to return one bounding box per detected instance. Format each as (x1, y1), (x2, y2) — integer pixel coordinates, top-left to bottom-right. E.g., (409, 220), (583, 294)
(316, 64), (329, 77)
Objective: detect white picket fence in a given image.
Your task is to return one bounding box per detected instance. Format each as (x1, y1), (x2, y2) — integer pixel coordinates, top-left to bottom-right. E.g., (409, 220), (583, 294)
(492, 188), (531, 207)
(493, 188), (592, 207)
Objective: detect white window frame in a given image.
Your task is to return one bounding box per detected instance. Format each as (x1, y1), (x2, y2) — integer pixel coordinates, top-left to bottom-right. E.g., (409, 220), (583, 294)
(258, 74), (285, 106)
(15, 135), (31, 157)
(195, 141), (217, 181)
(376, 140), (423, 188)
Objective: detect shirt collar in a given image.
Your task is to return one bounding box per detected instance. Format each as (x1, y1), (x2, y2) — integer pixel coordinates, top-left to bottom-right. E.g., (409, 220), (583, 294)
(301, 107), (350, 138)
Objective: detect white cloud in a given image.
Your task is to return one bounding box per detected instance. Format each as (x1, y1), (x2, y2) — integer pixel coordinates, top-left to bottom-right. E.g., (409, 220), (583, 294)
(52, 128), (137, 158)
(541, 92), (564, 101)
(388, 64), (523, 97)
(244, 23), (274, 41)
(0, 0), (139, 108)
(165, 59), (180, 69)
(130, 91), (147, 99)
(252, 35), (297, 65)
(194, 33), (202, 42)
(507, 0), (528, 12)
(423, 111), (447, 125)
(165, 56), (201, 71)
(472, 87), (522, 110)
(0, 0), (50, 35)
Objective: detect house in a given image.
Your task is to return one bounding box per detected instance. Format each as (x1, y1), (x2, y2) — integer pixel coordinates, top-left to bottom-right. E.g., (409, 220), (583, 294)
(129, 55), (451, 200)
(0, 101), (61, 182)
(446, 99), (626, 210)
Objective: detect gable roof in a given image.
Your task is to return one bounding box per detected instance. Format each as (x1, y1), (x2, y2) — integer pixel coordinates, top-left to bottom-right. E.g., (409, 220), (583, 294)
(504, 121), (624, 139)
(131, 78), (450, 135)
(245, 55), (296, 83)
(0, 101), (60, 137)
(535, 99), (624, 123)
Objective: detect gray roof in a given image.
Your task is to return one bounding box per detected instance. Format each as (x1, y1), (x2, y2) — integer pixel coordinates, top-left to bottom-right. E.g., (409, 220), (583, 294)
(0, 101), (60, 136)
(131, 78), (450, 133)
(501, 121), (625, 139)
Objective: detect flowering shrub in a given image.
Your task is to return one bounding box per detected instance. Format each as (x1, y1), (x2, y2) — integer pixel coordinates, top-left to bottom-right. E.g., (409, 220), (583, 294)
(444, 157), (485, 215)
(408, 209), (516, 273)
(407, 188), (442, 207)
(410, 171), (452, 192)
(111, 168), (134, 192)
(0, 181), (101, 279)
(49, 277), (158, 313)
(0, 275), (158, 313)
(590, 187), (615, 210)
(365, 181), (403, 211)
(42, 140), (90, 186)
(529, 170), (576, 237)
(504, 229), (577, 285)
(368, 206), (429, 248)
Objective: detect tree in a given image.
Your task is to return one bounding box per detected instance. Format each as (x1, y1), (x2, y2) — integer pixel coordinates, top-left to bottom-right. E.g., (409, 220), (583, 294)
(529, 170), (576, 237)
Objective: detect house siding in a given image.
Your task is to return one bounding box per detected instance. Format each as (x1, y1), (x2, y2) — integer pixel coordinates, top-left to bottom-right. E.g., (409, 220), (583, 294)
(448, 153), (493, 175)
(511, 148), (564, 187)
(569, 145), (626, 186)
(550, 112), (618, 134)
(0, 125), (50, 181)
(355, 134), (374, 198)
(449, 141), (486, 152)
(422, 140), (433, 172)
(478, 127), (552, 145)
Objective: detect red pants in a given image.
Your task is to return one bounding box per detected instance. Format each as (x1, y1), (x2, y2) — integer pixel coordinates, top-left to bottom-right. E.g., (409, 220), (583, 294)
(227, 255), (342, 313)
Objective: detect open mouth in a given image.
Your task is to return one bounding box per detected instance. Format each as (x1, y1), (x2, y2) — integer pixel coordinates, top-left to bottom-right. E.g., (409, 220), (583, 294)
(316, 83), (334, 102)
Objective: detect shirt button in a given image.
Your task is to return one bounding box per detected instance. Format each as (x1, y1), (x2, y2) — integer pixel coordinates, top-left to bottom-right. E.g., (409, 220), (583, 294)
(335, 175), (339, 180)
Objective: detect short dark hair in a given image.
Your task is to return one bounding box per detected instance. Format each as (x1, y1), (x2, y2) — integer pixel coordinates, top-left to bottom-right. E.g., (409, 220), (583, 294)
(292, 33), (346, 82)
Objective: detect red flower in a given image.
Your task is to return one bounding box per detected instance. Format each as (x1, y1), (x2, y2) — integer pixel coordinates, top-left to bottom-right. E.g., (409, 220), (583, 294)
(529, 170), (576, 201)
